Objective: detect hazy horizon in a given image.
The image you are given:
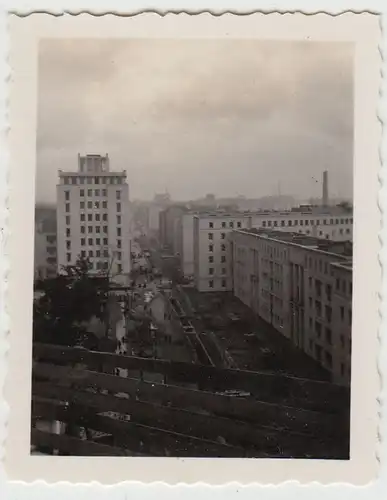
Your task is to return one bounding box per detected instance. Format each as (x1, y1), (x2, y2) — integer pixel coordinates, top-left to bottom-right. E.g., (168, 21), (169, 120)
(36, 39), (354, 204)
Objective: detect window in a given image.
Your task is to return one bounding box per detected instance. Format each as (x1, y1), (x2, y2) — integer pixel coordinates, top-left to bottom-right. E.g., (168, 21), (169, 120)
(346, 228), (350, 234)
(221, 244), (226, 251)
(80, 177), (85, 185)
(326, 284), (332, 301)
(81, 238), (86, 246)
(281, 220), (285, 227)
(104, 249), (109, 258)
(103, 201), (107, 209)
(87, 201), (92, 209)
(65, 215), (70, 225)
(229, 221), (234, 228)
(88, 189), (92, 196)
(117, 215), (121, 225)
(221, 255), (226, 263)
(96, 238), (101, 245)
(300, 220), (304, 226)
(117, 263), (122, 273)
(262, 221), (267, 227)
(209, 280), (214, 288)
(315, 321), (322, 337)
(89, 262), (94, 270)
(325, 351), (333, 368)
(95, 189), (100, 196)
(103, 213), (108, 221)
(117, 239), (122, 249)
(267, 221), (272, 227)
(95, 213), (100, 221)
(96, 226), (101, 233)
(209, 268), (214, 275)
(81, 250), (86, 257)
(66, 240), (71, 250)
(63, 177), (69, 185)
(117, 227), (122, 237)
(209, 222), (214, 229)
(237, 221), (242, 228)
(103, 226), (108, 233)
(65, 191), (70, 201)
(65, 203), (70, 213)
(103, 238), (108, 245)
(81, 226), (86, 234)
(95, 177), (100, 184)
(221, 233), (226, 239)
(325, 327), (332, 345)
(330, 218), (334, 225)
(89, 250), (94, 258)
(221, 267), (226, 275)
(95, 202), (100, 209)
(96, 250), (101, 257)
(80, 201), (85, 209)
(116, 203), (121, 212)
(88, 226), (93, 233)
(208, 232), (214, 240)
(88, 238), (93, 245)
(287, 220), (292, 227)
(66, 253), (71, 262)
(340, 306), (345, 320)
(221, 222), (226, 228)
(102, 189), (107, 196)
(209, 244), (214, 252)
(80, 214), (85, 222)
(88, 213), (92, 222)
(209, 256), (214, 263)
(221, 279), (227, 287)
(273, 221), (278, 227)
(66, 228), (70, 237)
(117, 252), (122, 261)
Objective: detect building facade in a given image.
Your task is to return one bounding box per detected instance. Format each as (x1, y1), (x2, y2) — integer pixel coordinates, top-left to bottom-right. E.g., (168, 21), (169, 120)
(230, 229), (352, 385)
(193, 213), (252, 292)
(56, 154), (131, 283)
(34, 218), (57, 280)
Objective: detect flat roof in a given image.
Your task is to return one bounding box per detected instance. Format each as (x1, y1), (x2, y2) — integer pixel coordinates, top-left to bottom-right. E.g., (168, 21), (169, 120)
(233, 228), (353, 259)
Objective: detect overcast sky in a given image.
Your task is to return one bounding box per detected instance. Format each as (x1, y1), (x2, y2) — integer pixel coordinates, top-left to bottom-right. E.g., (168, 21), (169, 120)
(36, 39), (353, 204)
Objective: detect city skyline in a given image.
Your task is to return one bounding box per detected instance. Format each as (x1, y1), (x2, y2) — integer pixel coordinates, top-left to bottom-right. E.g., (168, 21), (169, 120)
(36, 39), (353, 204)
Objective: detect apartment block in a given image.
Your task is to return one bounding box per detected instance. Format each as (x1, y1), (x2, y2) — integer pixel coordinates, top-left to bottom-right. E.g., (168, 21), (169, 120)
(230, 229), (352, 385)
(193, 213), (252, 292)
(56, 154), (131, 284)
(34, 218), (57, 280)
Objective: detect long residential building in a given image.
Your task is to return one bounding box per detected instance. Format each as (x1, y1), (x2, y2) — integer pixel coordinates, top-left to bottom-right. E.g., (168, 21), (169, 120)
(56, 154), (131, 284)
(191, 206), (353, 293)
(230, 229), (352, 385)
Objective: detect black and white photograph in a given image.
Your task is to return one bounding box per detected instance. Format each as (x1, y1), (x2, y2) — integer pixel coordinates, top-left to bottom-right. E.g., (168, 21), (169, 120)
(4, 12), (381, 486)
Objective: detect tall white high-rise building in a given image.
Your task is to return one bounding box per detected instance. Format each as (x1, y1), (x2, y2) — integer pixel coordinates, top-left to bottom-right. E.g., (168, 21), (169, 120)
(57, 154), (131, 284)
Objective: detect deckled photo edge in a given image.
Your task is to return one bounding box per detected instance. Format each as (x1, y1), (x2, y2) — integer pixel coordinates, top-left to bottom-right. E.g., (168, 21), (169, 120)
(2, 14), (384, 483)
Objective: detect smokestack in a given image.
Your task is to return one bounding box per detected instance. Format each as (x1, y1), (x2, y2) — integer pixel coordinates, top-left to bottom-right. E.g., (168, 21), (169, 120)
(322, 170), (329, 207)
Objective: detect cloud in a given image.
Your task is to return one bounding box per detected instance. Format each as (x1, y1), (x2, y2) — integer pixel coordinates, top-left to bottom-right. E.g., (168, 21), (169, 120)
(36, 39), (353, 203)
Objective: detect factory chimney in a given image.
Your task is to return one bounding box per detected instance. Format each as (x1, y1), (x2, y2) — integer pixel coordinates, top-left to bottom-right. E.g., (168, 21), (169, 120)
(322, 170), (329, 207)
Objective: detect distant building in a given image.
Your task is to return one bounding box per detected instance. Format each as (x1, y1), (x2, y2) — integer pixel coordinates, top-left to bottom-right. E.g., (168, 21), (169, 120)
(230, 228), (352, 386)
(193, 213), (251, 292)
(56, 154), (131, 284)
(34, 218), (57, 280)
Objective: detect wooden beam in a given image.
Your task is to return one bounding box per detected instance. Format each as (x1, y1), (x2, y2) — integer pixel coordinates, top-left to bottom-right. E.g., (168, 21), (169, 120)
(32, 381), (346, 458)
(33, 343), (350, 413)
(33, 362), (347, 438)
(31, 428), (134, 456)
(32, 399), (248, 458)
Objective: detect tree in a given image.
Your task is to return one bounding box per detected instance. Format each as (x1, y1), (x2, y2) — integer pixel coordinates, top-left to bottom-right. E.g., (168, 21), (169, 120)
(33, 256), (107, 347)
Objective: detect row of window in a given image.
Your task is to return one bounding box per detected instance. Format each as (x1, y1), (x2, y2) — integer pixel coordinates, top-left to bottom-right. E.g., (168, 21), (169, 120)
(65, 189), (122, 199)
(208, 243), (227, 252)
(79, 249), (122, 260)
(208, 221), (243, 229)
(63, 176), (124, 185)
(208, 279), (227, 288)
(262, 217), (353, 228)
(65, 226), (122, 237)
(71, 237), (122, 249)
(65, 201), (121, 212)
(208, 267), (227, 275)
(66, 214), (122, 225)
(208, 232), (227, 240)
(336, 277), (353, 295)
